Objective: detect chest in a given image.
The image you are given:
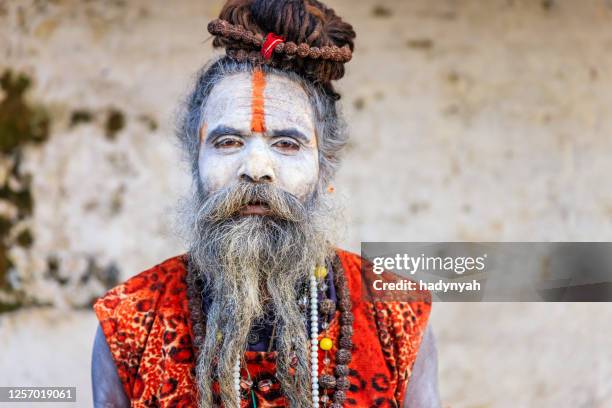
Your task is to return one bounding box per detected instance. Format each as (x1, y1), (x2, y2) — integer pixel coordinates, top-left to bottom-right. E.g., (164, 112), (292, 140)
(134, 301), (400, 408)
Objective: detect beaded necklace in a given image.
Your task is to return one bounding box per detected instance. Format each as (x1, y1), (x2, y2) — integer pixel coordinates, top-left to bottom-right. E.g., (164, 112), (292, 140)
(187, 255), (353, 407)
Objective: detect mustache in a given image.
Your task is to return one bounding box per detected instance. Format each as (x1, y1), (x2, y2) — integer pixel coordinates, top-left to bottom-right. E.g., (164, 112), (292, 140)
(196, 182), (308, 223)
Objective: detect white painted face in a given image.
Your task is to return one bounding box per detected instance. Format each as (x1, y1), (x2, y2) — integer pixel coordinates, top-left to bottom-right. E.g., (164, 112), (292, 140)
(197, 70), (319, 203)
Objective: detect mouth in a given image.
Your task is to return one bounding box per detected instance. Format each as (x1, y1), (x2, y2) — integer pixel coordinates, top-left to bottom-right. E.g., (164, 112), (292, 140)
(239, 201), (271, 216)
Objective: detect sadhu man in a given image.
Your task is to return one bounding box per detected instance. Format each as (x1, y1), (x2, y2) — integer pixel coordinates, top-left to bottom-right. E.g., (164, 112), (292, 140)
(91, 0), (440, 407)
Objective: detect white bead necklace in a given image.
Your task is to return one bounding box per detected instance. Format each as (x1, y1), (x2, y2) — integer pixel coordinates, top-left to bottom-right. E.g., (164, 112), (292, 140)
(233, 269), (320, 408)
(310, 271), (320, 407)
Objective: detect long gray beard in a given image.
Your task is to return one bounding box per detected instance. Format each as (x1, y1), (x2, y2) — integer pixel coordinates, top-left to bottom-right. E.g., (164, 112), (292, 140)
(183, 182), (337, 408)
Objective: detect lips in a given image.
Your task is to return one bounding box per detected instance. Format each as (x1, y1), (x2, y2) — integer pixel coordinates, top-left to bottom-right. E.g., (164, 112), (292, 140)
(239, 201), (271, 216)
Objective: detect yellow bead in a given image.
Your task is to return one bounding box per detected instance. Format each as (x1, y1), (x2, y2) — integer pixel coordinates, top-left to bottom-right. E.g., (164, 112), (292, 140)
(319, 337), (333, 351)
(216, 331), (223, 342)
(315, 266), (328, 279)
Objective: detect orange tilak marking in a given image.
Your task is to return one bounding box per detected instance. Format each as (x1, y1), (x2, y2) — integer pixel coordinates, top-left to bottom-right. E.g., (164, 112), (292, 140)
(199, 123), (207, 145)
(251, 69), (266, 133)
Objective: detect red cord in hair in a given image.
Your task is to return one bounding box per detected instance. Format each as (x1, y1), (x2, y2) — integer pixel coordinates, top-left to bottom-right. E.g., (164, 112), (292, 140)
(261, 33), (284, 60)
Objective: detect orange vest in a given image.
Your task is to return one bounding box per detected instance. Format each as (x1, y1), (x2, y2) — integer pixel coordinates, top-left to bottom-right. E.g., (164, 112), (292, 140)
(94, 249), (431, 407)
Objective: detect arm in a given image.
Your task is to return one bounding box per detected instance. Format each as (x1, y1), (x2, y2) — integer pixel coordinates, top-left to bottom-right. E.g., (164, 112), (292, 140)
(403, 325), (442, 408)
(91, 324), (130, 408)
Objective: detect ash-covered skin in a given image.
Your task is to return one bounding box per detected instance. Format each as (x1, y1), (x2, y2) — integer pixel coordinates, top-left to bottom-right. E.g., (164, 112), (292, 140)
(198, 71), (319, 201)
(92, 66), (441, 408)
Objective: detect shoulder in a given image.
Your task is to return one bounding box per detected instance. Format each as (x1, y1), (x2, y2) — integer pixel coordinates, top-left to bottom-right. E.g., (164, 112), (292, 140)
(335, 248), (432, 307)
(336, 248), (432, 403)
(92, 255), (189, 398)
(335, 247), (432, 355)
(93, 255), (188, 323)
(99, 254), (187, 298)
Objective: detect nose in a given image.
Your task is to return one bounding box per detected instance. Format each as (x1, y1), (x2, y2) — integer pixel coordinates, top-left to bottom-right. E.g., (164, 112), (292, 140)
(238, 140), (275, 184)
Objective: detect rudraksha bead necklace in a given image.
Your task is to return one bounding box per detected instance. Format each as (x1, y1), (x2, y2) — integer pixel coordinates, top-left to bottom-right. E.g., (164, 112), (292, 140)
(187, 255), (353, 407)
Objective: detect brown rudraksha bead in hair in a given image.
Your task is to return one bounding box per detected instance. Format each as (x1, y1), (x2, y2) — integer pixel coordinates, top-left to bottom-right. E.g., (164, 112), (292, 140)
(284, 42), (298, 55)
(309, 46), (321, 59)
(297, 43), (310, 58)
(208, 0), (356, 93)
(321, 46), (333, 59)
(230, 26), (242, 40)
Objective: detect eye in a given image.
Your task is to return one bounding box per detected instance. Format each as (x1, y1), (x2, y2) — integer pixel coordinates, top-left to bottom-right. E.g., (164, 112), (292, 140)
(272, 138), (300, 153)
(214, 137), (243, 149)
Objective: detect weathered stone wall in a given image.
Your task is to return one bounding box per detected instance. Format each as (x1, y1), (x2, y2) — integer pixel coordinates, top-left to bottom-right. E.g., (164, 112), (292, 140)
(0, 0), (611, 406)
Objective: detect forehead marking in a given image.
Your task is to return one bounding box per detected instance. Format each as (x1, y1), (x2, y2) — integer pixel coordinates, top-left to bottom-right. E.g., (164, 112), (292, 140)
(251, 68), (267, 133)
(199, 122), (207, 144)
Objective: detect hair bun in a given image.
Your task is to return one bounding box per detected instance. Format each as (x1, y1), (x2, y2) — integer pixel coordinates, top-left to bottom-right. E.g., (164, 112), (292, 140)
(209, 0), (356, 85)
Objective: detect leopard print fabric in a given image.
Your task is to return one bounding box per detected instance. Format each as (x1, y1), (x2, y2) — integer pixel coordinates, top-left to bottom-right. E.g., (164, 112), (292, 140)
(94, 250), (431, 407)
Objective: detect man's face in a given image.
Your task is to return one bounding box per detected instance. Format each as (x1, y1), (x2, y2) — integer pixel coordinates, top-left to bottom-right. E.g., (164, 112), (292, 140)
(188, 71), (336, 408)
(197, 70), (319, 213)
